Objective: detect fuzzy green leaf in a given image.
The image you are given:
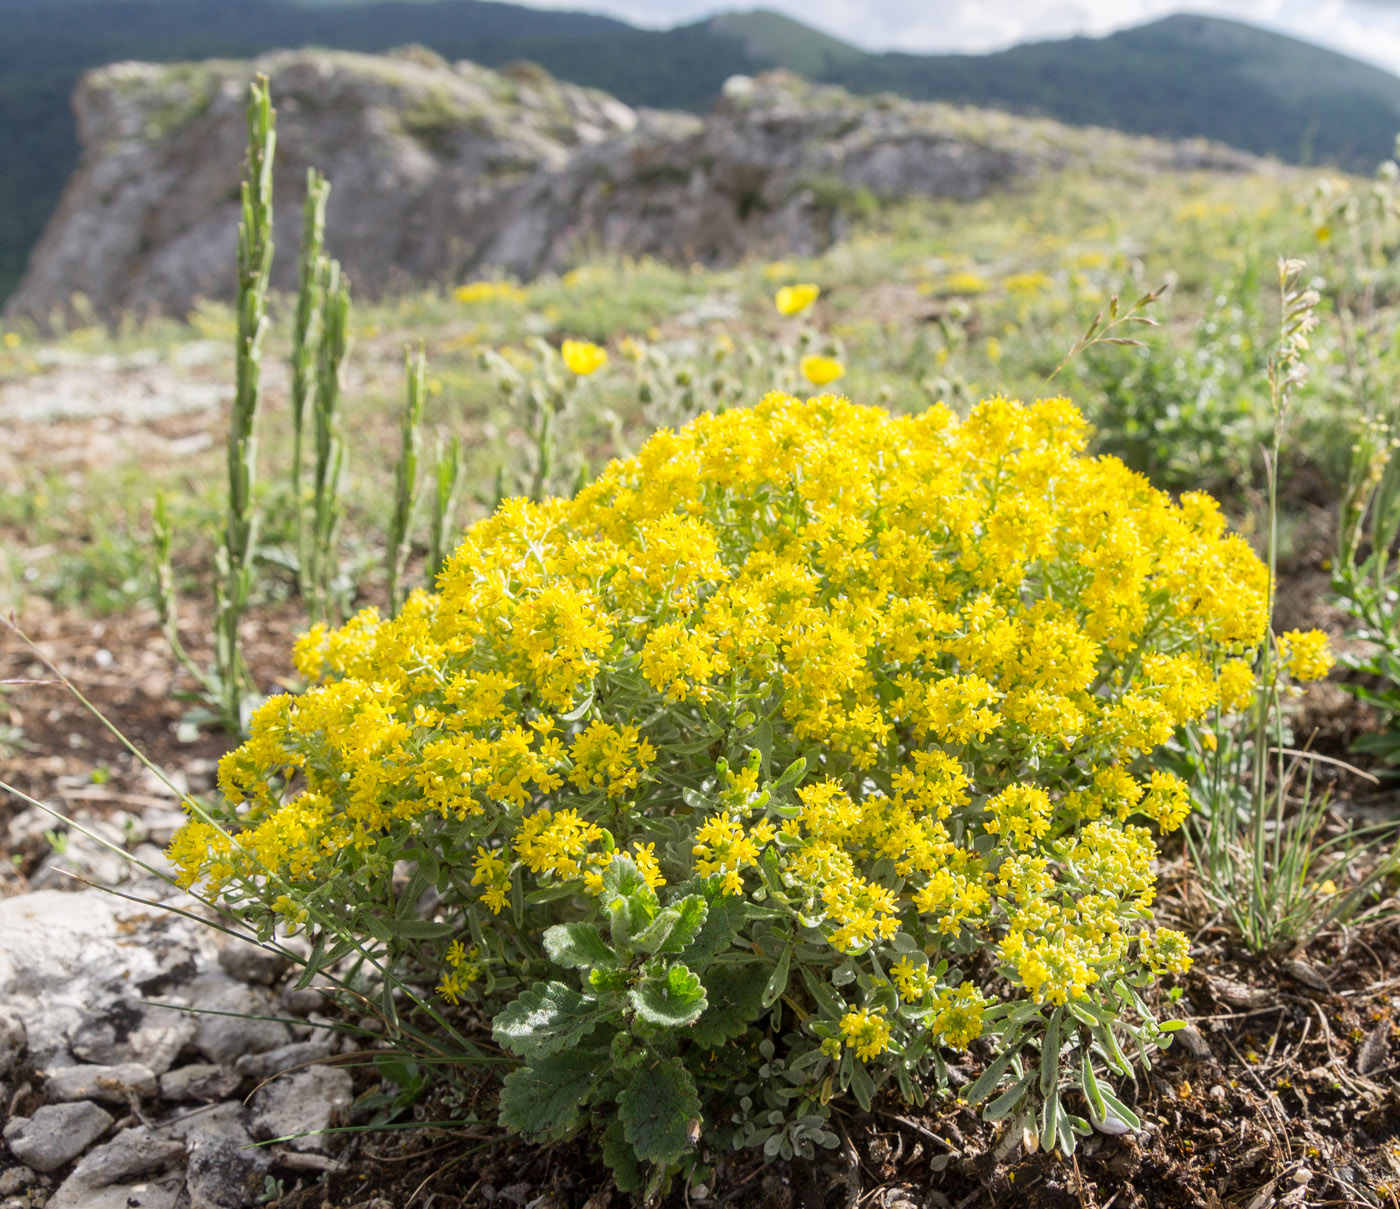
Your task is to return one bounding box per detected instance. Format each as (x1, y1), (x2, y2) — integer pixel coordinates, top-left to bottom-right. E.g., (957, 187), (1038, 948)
(681, 890), (746, 962)
(631, 907), (681, 955)
(656, 895), (708, 955)
(617, 1058), (702, 1165)
(492, 981), (601, 1059)
(499, 1047), (605, 1140)
(630, 963), (708, 1027)
(601, 1117), (642, 1193)
(692, 963), (768, 1048)
(543, 922), (616, 969)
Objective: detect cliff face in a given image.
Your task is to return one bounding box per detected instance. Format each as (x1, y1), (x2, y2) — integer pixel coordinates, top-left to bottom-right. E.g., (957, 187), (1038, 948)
(5, 49), (1259, 322)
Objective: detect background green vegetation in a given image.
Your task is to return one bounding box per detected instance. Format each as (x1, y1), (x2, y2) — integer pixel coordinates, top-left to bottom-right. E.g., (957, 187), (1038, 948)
(0, 162), (1340, 619)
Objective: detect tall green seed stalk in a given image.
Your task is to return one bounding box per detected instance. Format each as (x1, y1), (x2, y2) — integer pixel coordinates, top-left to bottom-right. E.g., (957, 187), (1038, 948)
(308, 256), (350, 625)
(426, 436), (464, 592)
(291, 169), (330, 599)
(213, 76), (275, 730)
(388, 346), (427, 617)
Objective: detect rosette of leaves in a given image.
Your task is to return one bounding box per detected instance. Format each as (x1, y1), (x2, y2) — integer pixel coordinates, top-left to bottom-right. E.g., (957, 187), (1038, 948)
(493, 855), (781, 1196)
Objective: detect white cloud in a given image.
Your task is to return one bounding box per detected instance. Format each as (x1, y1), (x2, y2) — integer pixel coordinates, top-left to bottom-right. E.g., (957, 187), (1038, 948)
(514, 0), (1400, 74)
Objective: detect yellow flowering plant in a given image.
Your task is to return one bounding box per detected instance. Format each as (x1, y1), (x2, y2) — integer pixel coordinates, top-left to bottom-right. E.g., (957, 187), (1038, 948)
(169, 391), (1312, 1190)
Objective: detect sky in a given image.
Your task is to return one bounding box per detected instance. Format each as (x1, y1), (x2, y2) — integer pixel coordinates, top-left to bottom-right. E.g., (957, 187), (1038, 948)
(511, 0), (1400, 75)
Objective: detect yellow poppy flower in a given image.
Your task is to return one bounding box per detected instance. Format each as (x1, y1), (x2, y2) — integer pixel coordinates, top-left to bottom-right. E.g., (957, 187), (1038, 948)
(775, 283), (820, 316)
(800, 354), (844, 386)
(561, 339), (608, 375)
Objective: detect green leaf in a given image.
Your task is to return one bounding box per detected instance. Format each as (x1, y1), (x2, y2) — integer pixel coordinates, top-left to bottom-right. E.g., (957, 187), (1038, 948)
(681, 889), (746, 962)
(544, 922), (616, 969)
(631, 963), (708, 1028)
(1097, 1089), (1142, 1132)
(692, 963), (768, 1048)
(604, 855), (644, 897)
(631, 908), (681, 955)
(1040, 1007), (1064, 1098)
(492, 981), (601, 1059)
(1080, 1052), (1107, 1122)
(1039, 1089), (1060, 1154)
(982, 1070), (1033, 1123)
(762, 942), (793, 1008)
(499, 1047), (605, 1140)
(656, 895), (708, 955)
(601, 1117), (642, 1193)
(617, 1058), (702, 1165)
(964, 1047), (1020, 1106)
(849, 1058), (875, 1111)
(382, 918), (456, 940)
(753, 719), (774, 775)
(772, 756), (807, 792)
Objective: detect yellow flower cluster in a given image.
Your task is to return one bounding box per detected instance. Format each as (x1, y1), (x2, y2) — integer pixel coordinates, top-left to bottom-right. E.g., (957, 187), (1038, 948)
(1277, 629), (1335, 683)
(838, 1007), (892, 1061)
(454, 280), (527, 304)
(171, 392), (1295, 1028)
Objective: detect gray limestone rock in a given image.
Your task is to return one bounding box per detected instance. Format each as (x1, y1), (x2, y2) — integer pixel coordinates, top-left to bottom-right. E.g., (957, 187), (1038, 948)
(249, 1066), (353, 1153)
(70, 1003), (195, 1076)
(158, 1063), (243, 1103)
(0, 1005), (25, 1076)
(5, 53), (1262, 326)
(165, 1102), (271, 1209)
(3, 1101), (114, 1172)
(216, 939), (290, 986)
(234, 1040), (335, 1081)
(188, 977), (292, 1065)
(45, 1063), (158, 1104)
(48, 1179), (181, 1209)
(0, 890), (216, 1071)
(64, 1126), (185, 1187)
(0, 1169), (34, 1196)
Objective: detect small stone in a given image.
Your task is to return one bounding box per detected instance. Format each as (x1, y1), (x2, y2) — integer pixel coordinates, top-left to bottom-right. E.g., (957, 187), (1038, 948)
(0, 1169), (34, 1195)
(158, 1064), (243, 1103)
(0, 1004), (25, 1076)
(249, 1066), (353, 1153)
(48, 1178), (181, 1209)
(235, 1041), (335, 1081)
(70, 1003), (194, 1076)
(1174, 1024), (1211, 1058)
(167, 1101), (271, 1209)
(1090, 1110), (1134, 1137)
(46, 1063), (158, 1104)
(3, 1100), (114, 1172)
(189, 978), (291, 1065)
(217, 939), (290, 986)
(281, 987), (329, 1016)
(66, 1126), (185, 1187)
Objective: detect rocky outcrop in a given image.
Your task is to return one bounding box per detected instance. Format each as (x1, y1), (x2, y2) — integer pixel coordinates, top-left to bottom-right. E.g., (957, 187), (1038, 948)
(0, 882), (354, 1209)
(5, 48), (1262, 322)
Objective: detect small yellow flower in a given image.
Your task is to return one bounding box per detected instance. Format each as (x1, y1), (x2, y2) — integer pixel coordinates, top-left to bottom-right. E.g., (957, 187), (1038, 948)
(775, 283), (820, 316)
(800, 355), (844, 386)
(561, 339), (608, 375)
(1, 331), (18, 349)
(1276, 629), (1334, 682)
(1318, 879), (1338, 895)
